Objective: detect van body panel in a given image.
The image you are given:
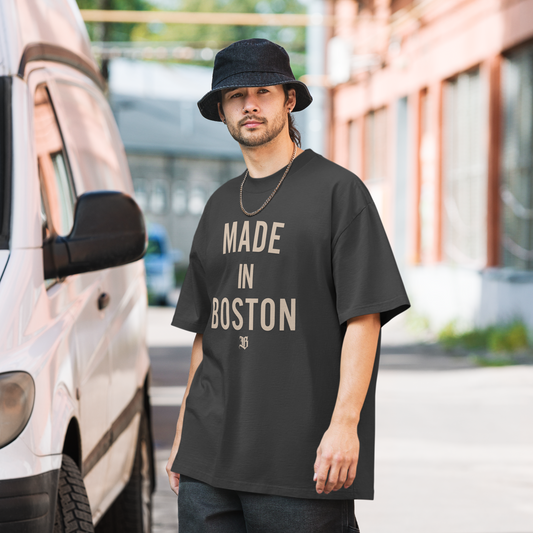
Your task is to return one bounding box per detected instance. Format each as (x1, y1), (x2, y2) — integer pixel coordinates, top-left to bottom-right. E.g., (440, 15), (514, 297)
(0, 442), (61, 482)
(0, 249), (63, 366)
(91, 412), (140, 524)
(0, 249), (78, 461)
(107, 263), (149, 424)
(11, 75), (42, 250)
(0, 12), (7, 77)
(0, 0), (96, 79)
(0, 1), (21, 77)
(0, 250), (8, 279)
(83, 449), (110, 518)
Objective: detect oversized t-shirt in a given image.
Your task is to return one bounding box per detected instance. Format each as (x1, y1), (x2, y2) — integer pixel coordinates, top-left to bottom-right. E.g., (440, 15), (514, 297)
(171, 149), (410, 500)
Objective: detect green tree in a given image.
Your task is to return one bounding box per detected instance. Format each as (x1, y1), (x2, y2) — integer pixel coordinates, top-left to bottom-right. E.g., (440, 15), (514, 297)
(131, 0), (306, 54)
(76, 0), (151, 42)
(77, 0), (307, 76)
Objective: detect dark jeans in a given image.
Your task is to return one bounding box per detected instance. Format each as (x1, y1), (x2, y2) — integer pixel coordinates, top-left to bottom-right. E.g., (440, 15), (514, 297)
(177, 474), (360, 533)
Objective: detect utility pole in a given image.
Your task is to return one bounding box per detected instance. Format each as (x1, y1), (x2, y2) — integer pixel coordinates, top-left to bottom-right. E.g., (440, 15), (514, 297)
(305, 0), (327, 155)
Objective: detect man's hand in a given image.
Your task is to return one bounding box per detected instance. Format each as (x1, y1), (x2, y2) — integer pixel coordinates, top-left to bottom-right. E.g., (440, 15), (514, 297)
(166, 437), (181, 495)
(314, 422), (360, 494)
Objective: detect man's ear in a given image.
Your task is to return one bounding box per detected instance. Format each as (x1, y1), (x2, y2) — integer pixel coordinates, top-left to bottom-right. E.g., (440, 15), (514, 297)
(217, 102), (226, 123)
(287, 88), (297, 112)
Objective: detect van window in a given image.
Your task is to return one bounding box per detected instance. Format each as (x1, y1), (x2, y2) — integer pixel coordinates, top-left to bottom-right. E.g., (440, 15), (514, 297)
(34, 85), (75, 237)
(54, 81), (131, 194)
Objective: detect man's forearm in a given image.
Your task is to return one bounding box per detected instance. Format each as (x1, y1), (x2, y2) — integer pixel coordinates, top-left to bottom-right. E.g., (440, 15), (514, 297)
(166, 332), (204, 493)
(175, 333), (204, 436)
(330, 313), (381, 425)
(313, 313), (381, 494)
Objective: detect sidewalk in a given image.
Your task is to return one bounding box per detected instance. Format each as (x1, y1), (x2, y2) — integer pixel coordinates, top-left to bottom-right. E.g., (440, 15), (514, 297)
(366, 314), (533, 532)
(149, 307), (533, 533)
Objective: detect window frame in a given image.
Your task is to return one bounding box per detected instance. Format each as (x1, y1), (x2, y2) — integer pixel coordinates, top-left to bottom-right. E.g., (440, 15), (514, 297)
(0, 77), (12, 250)
(33, 82), (78, 287)
(34, 83), (77, 241)
(501, 42), (533, 271)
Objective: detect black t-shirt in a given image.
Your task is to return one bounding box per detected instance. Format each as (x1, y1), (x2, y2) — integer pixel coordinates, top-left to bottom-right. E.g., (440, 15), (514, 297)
(171, 149), (410, 500)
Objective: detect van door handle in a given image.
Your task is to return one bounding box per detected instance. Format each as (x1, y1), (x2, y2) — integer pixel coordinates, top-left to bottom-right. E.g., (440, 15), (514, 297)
(97, 292), (110, 310)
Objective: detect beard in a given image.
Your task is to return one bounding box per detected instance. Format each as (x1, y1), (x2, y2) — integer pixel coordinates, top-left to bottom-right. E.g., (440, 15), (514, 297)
(225, 111), (287, 147)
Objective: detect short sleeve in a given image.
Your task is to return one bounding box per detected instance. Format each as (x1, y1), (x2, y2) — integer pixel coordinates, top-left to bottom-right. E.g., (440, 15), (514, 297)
(171, 223), (211, 333)
(332, 202), (410, 326)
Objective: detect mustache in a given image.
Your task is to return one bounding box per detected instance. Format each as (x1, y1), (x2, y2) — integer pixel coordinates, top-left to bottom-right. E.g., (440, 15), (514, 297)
(238, 116), (266, 126)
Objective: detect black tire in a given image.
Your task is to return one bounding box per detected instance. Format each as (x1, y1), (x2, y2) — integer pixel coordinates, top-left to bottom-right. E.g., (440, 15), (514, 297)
(96, 412), (154, 533)
(54, 454), (95, 533)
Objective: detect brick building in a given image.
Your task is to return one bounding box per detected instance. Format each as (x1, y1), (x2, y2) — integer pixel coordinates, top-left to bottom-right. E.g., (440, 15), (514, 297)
(328, 0), (533, 330)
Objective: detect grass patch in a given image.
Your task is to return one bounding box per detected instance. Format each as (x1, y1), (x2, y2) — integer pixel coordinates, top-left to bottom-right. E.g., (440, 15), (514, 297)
(438, 320), (531, 361)
(471, 354), (515, 367)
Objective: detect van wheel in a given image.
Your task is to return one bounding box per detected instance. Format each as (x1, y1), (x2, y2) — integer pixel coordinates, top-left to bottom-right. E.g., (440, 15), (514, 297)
(54, 455), (94, 533)
(96, 412), (153, 533)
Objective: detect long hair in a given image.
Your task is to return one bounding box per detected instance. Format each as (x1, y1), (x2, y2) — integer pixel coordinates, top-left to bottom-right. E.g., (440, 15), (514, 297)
(283, 85), (302, 147)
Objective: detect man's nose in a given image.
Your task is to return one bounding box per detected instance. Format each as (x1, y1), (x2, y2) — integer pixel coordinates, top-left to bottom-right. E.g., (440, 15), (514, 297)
(242, 94), (259, 114)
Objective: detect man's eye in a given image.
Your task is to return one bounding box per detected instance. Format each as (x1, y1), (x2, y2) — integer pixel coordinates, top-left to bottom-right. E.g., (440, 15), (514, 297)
(230, 93), (242, 98)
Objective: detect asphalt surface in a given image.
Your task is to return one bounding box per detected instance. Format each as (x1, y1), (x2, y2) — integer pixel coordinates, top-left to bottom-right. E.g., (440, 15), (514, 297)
(148, 307), (533, 533)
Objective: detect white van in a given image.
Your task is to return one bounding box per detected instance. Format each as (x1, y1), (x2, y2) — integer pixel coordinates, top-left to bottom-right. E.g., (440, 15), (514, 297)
(0, 1), (154, 532)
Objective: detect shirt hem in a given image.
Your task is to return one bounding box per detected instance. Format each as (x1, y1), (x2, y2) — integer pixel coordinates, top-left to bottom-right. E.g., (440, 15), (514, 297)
(171, 316), (207, 333)
(173, 463), (374, 501)
(338, 296), (411, 326)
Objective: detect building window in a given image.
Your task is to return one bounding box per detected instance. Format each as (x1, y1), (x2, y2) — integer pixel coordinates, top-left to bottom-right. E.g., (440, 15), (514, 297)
(149, 180), (169, 215)
(188, 186), (207, 215)
(133, 178), (149, 213)
(442, 68), (487, 266)
(172, 184), (188, 216)
(502, 44), (533, 270)
(364, 107), (388, 214)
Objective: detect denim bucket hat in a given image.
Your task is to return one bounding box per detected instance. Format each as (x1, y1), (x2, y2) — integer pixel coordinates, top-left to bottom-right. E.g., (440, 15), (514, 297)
(197, 38), (313, 121)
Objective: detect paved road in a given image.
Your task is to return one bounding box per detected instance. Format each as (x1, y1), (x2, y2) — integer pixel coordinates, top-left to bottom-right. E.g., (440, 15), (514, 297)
(148, 307), (533, 533)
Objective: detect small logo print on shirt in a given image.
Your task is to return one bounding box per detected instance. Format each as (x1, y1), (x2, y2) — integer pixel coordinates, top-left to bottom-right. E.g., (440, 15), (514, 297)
(239, 336), (249, 350)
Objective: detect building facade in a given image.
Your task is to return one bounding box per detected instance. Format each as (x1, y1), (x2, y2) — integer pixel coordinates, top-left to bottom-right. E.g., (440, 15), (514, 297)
(329, 0), (533, 330)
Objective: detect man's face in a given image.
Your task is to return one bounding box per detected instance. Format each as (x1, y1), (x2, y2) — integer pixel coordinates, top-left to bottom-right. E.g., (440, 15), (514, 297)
(218, 85), (295, 147)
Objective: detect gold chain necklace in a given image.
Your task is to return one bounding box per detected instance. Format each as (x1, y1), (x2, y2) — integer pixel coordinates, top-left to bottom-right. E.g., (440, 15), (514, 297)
(240, 143), (297, 217)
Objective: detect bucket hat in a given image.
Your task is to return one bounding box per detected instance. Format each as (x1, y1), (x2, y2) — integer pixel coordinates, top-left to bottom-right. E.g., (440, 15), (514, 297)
(197, 38), (313, 121)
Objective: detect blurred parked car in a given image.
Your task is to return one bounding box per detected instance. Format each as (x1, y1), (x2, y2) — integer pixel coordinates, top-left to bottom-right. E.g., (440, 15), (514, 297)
(145, 223), (182, 306)
(0, 1), (154, 532)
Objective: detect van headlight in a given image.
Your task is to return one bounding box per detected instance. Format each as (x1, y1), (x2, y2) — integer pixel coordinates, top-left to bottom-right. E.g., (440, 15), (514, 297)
(0, 372), (35, 449)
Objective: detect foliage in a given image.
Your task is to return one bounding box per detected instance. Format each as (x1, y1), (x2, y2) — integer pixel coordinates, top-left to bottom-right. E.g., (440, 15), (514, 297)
(77, 0), (306, 49)
(77, 0), (152, 42)
(487, 322), (529, 353)
(405, 309), (430, 334)
(438, 320), (530, 354)
(77, 0), (307, 74)
(131, 0), (306, 52)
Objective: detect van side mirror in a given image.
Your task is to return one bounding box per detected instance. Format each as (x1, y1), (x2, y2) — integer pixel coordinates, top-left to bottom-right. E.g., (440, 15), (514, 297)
(43, 191), (147, 280)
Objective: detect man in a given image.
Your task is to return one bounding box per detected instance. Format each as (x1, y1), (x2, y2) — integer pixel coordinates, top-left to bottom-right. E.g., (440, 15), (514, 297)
(166, 38), (409, 532)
